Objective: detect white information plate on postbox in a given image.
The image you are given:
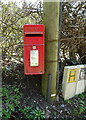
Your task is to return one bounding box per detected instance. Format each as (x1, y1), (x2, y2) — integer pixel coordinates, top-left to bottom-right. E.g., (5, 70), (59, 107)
(30, 50), (39, 66)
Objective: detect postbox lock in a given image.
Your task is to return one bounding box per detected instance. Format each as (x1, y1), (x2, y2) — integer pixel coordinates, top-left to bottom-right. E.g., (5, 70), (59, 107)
(32, 46), (36, 49)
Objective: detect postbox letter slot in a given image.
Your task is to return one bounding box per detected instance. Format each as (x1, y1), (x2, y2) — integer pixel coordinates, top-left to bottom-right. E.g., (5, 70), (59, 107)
(25, 34), (43, 37)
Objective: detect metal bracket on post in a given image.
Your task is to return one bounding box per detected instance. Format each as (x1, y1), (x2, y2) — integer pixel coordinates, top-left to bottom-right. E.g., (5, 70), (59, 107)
(46, 74), (52, 103)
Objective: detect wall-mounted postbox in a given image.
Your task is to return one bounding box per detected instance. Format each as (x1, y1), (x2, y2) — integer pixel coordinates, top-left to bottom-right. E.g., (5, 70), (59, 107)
(23, 24), (45, 75)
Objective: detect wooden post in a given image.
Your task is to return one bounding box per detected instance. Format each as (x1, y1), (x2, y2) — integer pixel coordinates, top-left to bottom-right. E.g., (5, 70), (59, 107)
(42, 1), (60, 102)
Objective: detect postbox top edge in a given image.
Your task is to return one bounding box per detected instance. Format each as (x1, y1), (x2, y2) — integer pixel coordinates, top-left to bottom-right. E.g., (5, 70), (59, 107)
(23, 24), (45, 32)
(23, 24), (45, 27)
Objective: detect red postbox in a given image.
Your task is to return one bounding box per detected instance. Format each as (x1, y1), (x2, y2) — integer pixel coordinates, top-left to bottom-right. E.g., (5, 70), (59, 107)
(23, 24), (45, 75)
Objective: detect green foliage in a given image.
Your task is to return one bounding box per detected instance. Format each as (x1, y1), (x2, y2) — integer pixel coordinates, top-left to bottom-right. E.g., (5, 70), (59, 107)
(30, 108), (45, 120)
(79, 100), (86, 114)
(73, 93), (86, 116)
(64, 92), (86, 118)
(78, 93), (85, 99)
(77, 93), (86, 114)
(20, 106), (32, 119)
(73, 100), (86, 117)
(20, 107), (45, 120)
(2, 85), (22, 119)
(65, 99), (72, 104)
(2, 85), (45, 119)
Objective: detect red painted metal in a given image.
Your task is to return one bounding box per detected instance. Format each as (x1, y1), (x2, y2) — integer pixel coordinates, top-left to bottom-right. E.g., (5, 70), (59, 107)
(23, 24), (45, 75)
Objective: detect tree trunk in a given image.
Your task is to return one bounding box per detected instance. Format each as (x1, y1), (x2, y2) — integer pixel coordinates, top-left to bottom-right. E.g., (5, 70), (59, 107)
(42, 1), (60, 102)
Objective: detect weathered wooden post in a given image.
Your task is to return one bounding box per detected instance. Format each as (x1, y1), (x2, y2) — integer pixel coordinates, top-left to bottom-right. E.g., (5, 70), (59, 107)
(42, 0), (60, 102)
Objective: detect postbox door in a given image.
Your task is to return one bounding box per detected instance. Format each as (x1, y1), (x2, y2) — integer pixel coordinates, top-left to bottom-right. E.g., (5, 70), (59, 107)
(24, 45), (44, 74)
